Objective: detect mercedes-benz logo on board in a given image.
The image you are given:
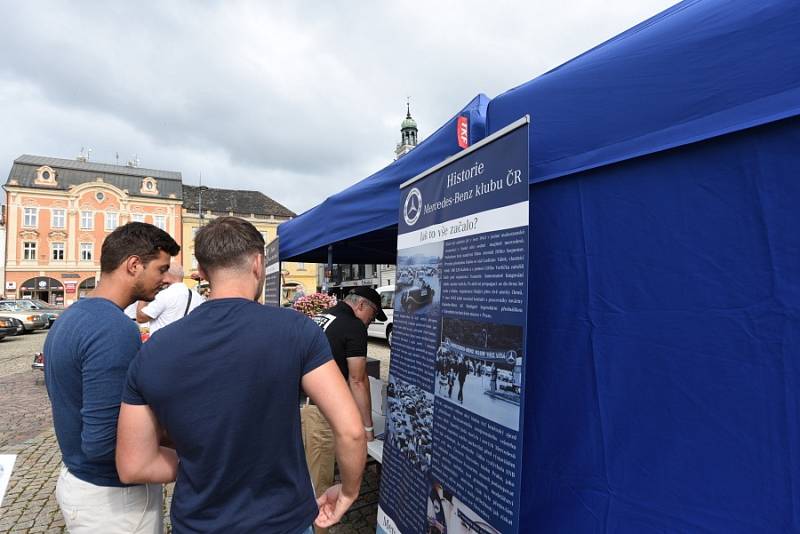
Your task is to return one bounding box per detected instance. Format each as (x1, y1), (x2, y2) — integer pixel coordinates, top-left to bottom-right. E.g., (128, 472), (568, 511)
(403, 187), (422, 226)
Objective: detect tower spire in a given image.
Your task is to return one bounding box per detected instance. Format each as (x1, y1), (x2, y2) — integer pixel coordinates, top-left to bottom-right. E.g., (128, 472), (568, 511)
(395, 98), (419, 160)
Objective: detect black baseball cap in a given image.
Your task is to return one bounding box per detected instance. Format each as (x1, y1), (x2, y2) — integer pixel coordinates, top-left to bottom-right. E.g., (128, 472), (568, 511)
(349, 287), (387, 321)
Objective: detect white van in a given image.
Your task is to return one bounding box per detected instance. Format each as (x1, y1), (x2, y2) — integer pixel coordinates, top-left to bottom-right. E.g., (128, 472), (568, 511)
(367, 285), (395, 346)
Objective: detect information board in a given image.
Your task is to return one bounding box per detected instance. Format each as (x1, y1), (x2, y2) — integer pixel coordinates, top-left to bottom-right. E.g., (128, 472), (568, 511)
(264, 237), (281, 307)
(378, 118), (529, 534)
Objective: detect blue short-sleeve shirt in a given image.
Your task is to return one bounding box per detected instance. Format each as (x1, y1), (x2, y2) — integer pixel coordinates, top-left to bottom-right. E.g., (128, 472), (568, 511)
(123, 298), (332, 533)
(45, 297), (141, 487)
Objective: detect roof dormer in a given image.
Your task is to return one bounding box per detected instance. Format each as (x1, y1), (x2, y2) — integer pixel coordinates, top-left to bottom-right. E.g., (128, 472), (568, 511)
(140, 176), (159, 195)
(34, 165), (58, 187)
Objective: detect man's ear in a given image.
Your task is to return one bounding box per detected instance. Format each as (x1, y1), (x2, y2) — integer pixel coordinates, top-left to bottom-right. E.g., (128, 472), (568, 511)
(124, 255), (143, 276)
(252, 253), (263, 278)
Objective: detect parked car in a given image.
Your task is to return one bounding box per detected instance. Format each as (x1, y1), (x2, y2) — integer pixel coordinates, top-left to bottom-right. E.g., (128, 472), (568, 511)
(367, 285), (395, 346)
(399, 281), (435, 313)
(0, 316), (25, 336)
(0, 299), (63, 327)
(0, 303), (47, 332)
(0, 317), (16, 340)
(396, 271), (413, 288)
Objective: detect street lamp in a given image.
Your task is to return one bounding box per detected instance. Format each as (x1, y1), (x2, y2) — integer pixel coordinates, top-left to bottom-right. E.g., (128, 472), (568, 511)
(198, 185), (209, 225)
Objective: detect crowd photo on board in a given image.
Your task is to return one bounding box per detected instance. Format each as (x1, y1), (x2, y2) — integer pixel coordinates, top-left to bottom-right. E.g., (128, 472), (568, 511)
(386, 377), (434, 472)
(435, 318), (524, 431)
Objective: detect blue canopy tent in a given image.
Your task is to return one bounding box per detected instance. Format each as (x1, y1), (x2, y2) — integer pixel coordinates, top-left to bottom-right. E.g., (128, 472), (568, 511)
(484, 0), (800, 531)
(278, 0), (800, 530)
(278, 94), (489, 264)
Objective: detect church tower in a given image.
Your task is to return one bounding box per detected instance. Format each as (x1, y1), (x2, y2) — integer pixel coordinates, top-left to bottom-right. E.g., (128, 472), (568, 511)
(394, 100), (419, 160)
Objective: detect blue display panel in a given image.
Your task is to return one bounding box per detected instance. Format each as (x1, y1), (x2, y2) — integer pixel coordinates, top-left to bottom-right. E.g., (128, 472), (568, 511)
(379, 119), (529, 534)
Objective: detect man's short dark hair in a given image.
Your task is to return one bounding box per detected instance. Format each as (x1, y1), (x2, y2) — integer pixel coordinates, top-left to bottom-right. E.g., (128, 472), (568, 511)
(195, 216), (265, 272)
(100, 222), (180, 273)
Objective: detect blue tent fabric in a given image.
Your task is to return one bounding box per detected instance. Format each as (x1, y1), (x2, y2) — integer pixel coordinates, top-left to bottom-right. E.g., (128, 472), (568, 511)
(278, 94), (489, 263)
(480, 0), (800, 530)
(487, 0), (800, 185)
(521, 115), (800, 533)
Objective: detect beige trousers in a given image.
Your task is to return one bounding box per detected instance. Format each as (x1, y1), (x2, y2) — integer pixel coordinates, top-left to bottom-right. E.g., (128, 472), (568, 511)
(301, 404), (335, 534)
(56, 466), (163, 534)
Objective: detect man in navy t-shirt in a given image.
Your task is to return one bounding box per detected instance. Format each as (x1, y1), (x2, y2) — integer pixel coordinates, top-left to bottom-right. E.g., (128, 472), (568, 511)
(117, 216), (366, 533)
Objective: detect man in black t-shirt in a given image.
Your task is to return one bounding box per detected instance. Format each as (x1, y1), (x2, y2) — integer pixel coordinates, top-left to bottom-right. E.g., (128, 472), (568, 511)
(305, 287), (386, 533)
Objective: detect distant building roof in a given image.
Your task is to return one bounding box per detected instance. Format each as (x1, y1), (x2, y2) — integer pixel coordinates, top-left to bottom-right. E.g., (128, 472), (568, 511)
(5, 154), (182, 200)
(183, 185), (295, 218)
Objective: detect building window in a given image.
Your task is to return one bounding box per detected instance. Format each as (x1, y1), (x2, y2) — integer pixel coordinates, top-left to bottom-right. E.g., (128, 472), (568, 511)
(132, 213), (145, 223)
(23, 207), (38, 227)
(80, 211), (93, 230)
(52, 242), (65, 261)
(105, 212), (118, 230)
(80, 243), (93, 261)
(52, 209), (66, 228)
(191, 255), (198, 269)
(298, 262), (306, 271)
(154, 215), (166, 230)
(23, 241), (37, 260)
(96, 192), (105, 202)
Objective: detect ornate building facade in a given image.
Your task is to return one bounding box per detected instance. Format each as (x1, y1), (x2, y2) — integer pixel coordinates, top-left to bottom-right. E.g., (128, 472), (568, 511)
(3, 155), (183, 305)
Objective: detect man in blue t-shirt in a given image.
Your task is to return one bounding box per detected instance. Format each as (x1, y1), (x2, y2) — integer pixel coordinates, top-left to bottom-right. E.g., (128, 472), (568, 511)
(117, 216), (366, 533)
(44, 222), (179, 533)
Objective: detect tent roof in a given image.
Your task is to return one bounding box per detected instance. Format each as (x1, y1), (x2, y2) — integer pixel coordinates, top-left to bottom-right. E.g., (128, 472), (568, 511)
(279, 94), (489, 263)
(280, 0), (800, 264)
(487, 0), (800, 182)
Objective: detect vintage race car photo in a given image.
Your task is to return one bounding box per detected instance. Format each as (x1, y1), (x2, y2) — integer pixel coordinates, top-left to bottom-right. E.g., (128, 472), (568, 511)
(400, 282), (436, 313)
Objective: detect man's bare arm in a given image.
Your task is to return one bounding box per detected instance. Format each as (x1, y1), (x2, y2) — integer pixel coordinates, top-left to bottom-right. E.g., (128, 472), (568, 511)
(346, 357), (374, 441)
(302, 360), (366, 528)
(135, 301), (154, 324)
(116, 403), (178, 484)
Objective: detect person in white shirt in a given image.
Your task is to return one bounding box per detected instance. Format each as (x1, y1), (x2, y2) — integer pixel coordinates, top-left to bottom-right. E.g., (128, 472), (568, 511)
(123, 302), (139, 321)
(136, 263), (204, 334)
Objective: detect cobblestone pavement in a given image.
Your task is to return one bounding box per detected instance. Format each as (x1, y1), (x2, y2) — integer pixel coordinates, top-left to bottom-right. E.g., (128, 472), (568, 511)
(0, 332), (49, 449)
(0, 330), (64, 532)
(0, 336), (391, 534)
(0, 331), (48, 380)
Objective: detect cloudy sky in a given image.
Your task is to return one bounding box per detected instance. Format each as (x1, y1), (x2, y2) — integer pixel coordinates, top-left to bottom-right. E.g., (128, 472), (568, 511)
(0, 0), (676, 215)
